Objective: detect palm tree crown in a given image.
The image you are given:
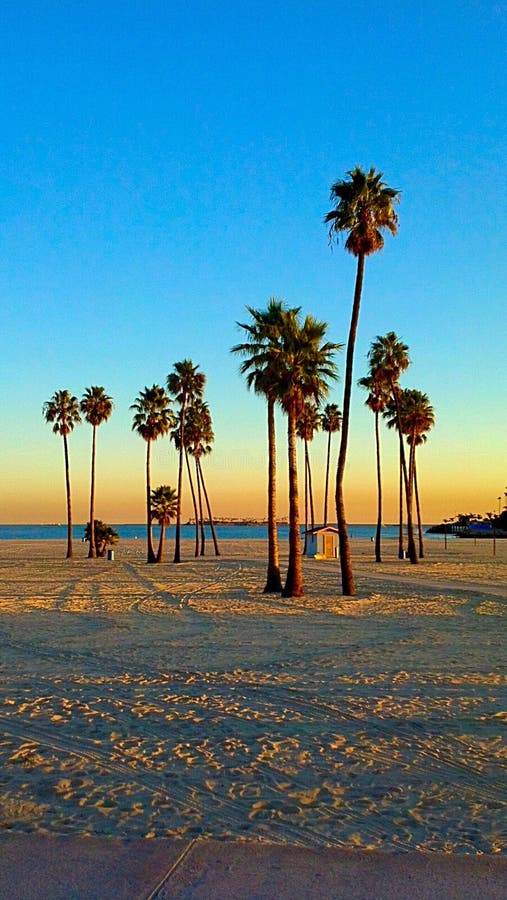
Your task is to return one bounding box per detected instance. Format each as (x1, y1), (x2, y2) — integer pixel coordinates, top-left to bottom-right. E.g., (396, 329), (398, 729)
(131, 385), (174, 442)
(43, 390), (81, 435)
(325, 166), (400, 256)
(151, 485), (178, 525)
(80, 386), (113, 427)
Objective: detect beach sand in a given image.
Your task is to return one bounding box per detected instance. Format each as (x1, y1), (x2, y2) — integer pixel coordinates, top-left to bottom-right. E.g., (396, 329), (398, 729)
(0, 537), (505, 854)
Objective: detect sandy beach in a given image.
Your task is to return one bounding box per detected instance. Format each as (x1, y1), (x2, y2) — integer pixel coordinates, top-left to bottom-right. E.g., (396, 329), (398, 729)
(0, 537), (505, 855)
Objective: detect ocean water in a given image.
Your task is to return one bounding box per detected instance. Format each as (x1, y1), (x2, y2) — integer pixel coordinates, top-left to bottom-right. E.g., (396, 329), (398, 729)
(0, 523), (447, 542)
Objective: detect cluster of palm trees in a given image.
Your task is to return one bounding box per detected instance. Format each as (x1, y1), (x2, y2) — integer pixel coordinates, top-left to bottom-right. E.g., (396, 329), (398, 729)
(359, 333), (434, 564)
(43, 387), (113, 559)
(232, 166), (402, 597)
(232, 301), (340, 597)
(43, 361), (219, 564)
(43, 166), (436, 598)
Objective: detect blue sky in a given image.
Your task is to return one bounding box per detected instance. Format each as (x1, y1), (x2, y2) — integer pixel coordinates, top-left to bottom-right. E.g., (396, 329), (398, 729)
(1, 1), (506, 523)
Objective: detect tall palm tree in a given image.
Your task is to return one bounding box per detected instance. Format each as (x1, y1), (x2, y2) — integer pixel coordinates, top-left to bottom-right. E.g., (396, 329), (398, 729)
(80, 386), (113, 558)
(167, 360), (206, 564)
(273, 311), (339, 598)
(296, 401), (321, 549)
(383, 396), (406, 559)
(185, 400), (220, 556)
(151, 485), (178, 563)
(358, 365), (390, 563)
(321, 403), (341, 527)
(131, 385), (174, 563)
(371, 333), (417, 563)
(232, 299), (300, 592)
(402, 389), (435, 558)
(43, 390), (81, 559)
(171, 413), (200, 557)
(325, 166), (400, 595)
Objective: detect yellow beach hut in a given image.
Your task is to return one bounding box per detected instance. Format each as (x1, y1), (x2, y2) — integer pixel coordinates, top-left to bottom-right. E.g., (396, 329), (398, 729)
(305, 526), (339, 559)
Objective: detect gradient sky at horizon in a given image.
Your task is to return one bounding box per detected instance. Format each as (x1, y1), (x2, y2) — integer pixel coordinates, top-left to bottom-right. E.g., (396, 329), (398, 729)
(1, 1), (506, 525)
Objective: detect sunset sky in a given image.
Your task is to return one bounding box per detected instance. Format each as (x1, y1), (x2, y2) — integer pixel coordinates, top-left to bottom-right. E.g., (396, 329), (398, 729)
(1, 1), (506, 526)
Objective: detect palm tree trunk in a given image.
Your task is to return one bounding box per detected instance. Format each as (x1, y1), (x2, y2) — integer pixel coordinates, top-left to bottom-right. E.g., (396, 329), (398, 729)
(283, 401), (304, 597)
(374, 410), (382, 563)
(336, 253), (365, 595)
(156, 521), (165, 563)
(307, 443), (315, 532)
(63, 433), (73, 559)
(184, 448), (199, 557)
(174, 397), (187, 564)
(323, 430), (331, 527)
(392, 389), (417, 564)
(195, 456), (205, 555)
(303, 440), (309, 555)
(198, 459), (220, 556)
(413, 455), (424, 558)
(398, 450), (404, 559)
(146, 440), (156, 563)
(88, 425), (97, 558)
(265, 396), (282, 592)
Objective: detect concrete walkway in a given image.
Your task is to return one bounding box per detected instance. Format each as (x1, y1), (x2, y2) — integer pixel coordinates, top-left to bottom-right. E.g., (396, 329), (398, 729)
(1, 836), (507, 899)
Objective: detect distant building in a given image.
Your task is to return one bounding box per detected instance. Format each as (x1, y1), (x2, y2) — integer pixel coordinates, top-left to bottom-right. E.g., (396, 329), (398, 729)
(305, 526), (339, 559)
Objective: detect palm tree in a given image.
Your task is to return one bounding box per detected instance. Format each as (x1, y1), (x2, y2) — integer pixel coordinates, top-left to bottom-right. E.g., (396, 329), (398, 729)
(185, 400), (220, 556)
(296, 401), (321, 550)
(171, 413), (200, 557)
(358, 365), (390, 563)
(321, 403), (341, 527)
(131, 385), (175, 563)
(325, 166), (400, 595)
(43, 390), (81, 559)
(371, 333), (417, 563)
(402, 389), (435, 558)
(151, 485), (178, 563)
(232, 299), (300, 592)
(84, 519), (119, 557)
(273, 311), (339, 598)
(80, 386), (113, 558)
(383, 396), (407, 560)
(167, 360), (206, 564)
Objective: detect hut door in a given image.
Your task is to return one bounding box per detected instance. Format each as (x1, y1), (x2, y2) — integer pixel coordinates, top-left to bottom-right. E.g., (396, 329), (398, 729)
(324, 534), (334, 557)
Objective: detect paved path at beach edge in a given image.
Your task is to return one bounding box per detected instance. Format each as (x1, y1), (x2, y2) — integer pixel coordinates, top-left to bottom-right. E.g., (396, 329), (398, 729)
(1, 835), (506, 899)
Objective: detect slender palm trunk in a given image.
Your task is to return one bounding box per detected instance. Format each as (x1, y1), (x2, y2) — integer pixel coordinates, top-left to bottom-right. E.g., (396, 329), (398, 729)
(413, 451), (425, 558)
(323, 430), (332, 527)
(398, 450), (404, 558)
(146, 440), (156, 563)
(303, 441), (309, 555)
(63, 433), (73, 559)
(283, 401), (303, 597)
(374, 411), (382, 563)
(198, 459), (220, 556)
(88, 425), (97, 558)
(174, 397), (187, 563)
(195, 456), (205, 556)
(307, 443), (315, 532)
(265, 396), (282, 592)
(156, 521), (165, 563)
(184, 448), (199, 557)
(392, 389), (417, 564)
(336, 253), (364, 595)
